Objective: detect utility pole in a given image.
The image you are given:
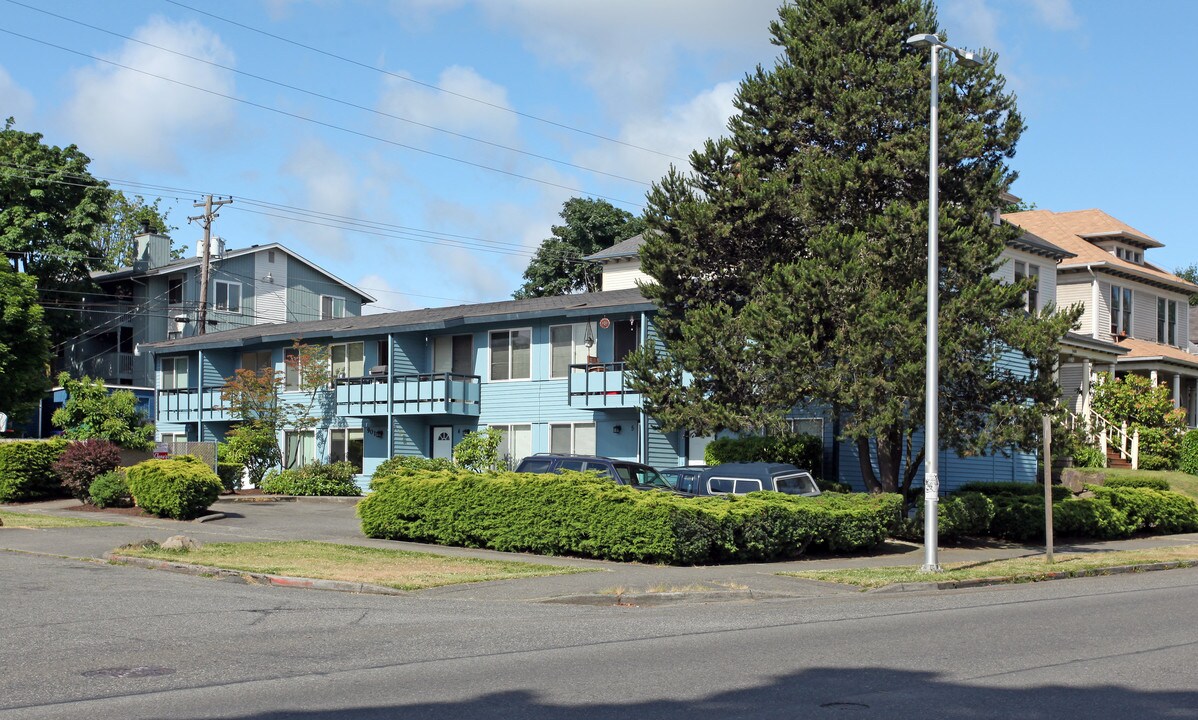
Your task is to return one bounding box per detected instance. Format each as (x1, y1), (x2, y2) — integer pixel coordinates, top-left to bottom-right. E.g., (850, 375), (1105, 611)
(188, 195), (232, 335)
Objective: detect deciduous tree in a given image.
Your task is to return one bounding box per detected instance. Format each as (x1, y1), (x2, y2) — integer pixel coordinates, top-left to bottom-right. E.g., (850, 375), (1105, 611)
(627, 0), (1079, 495)
(0, 265), (50, 422)
(50, 373), (154, 450)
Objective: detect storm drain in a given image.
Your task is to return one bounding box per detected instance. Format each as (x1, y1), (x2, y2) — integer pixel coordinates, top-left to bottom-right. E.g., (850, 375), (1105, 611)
(82, 666), (176, 679)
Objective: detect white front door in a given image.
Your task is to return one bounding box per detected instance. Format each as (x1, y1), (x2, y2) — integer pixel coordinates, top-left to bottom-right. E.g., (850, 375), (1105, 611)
(431, 426), (453, 459)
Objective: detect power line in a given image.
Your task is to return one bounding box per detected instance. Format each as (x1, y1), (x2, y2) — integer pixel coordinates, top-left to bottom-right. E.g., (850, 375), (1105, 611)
(4, 0), (654, 188)
(162, 0), (686, 163)
(0, 26), (646, 209)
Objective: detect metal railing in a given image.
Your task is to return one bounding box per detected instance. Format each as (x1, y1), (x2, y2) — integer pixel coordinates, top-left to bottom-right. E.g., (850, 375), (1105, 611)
(334, 372), (481, 415)
(566, 361), (638, 407)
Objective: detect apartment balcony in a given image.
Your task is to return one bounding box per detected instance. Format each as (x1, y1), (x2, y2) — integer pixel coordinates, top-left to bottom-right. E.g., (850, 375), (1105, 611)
(334, 373), (481, 417)
(156, 387), (232, 423)
(567, 362), (641, 409)
(82, 352), (135, 384)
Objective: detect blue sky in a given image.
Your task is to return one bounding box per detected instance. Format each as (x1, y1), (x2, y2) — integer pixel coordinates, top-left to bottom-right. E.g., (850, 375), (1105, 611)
(0, 0), (1193, 314)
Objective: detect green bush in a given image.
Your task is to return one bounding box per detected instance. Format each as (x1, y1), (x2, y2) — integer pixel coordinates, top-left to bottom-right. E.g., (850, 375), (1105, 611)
(989, 495), (1044, 542)
(1137, 454), (1173, 472)
(216, 462), (245, 493)
(955, 481), (1072, 503)
(1180, 431), (1198, 476)
(88, 470), (132, 508)
(705, 433), (823, 477)
(1072, 445), (1106, 469)
(1103, 476), (1170, 491)
(372, 455), (454, 487)
(260, 461), (361, 496)
(53, 439), (122, 500)
(1088, 485), (1198, 534)
(357, 467), (898, 564)
(0, 439), (69, 502)
(125, 458), (223, 519)
(1053, 496), (1134, 539)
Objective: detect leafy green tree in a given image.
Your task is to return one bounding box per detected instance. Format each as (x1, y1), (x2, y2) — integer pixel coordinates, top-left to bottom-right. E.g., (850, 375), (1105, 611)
(626, 0), (1079, 495)
(0, 119), (112, 348)
(1176, 263), (1197, 306)
(453, 427), (503, 472)
(94, 192), (181, 271)
(220, 341), (334, 471)
(1091, 373), (1188, 464)
(220, 422), (279, 488)
(514, 197), (646, 298)
(50, 373), (154, 450)
(0, 264), (50, 421)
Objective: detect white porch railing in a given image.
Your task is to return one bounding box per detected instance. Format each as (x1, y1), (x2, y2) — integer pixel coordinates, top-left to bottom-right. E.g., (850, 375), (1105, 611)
(1060, 406), (1139, 469)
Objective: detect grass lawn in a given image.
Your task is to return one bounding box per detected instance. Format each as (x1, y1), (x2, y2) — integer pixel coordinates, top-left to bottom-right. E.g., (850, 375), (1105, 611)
(0, 511), (121, 529)
(783, 545), (1198, 589)
(118, 540), (593, 591)
(1089, 467), (1198, 500)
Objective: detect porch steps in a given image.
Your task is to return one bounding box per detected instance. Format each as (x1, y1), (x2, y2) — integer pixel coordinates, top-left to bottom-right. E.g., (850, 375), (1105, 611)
(1106, 449), (1131, 469)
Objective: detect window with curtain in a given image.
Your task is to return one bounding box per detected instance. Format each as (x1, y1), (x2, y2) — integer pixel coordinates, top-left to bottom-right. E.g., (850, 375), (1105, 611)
(330, 342), (365, 379)
(549, 323), (595, 378)
(489, 329), (531, 381)
(549, 422), (596, 455)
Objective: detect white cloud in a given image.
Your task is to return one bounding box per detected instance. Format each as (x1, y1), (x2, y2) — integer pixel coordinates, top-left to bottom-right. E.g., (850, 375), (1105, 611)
(279, 136), (371, 257)
(356, 273), (421, 313)
(1021, 0), (1079, 30)
(376, 65), (519, 148)
(574, 81), (739, 187)
(61, 17), (236, 173)
(0, 66), (35, 125)
(941, 0), (1002, 52)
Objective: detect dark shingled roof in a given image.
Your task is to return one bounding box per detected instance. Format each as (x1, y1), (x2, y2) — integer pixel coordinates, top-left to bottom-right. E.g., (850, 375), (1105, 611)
(143, 288), (653, 353)
(584, 234), (645, 261)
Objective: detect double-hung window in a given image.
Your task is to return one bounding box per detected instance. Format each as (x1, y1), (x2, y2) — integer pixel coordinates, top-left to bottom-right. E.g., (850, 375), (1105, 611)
(549, 323), (596, 378)
(321, 295), (345, 320)
(1013, 261), (1040, 312)
(1110, 285), (1133, 337)
(489, 329), (531, 381)
(1159, 298), (1178, 346)
(161, 357), (188, 390)
(330, 342), (365, 380)
(214, 280), (241, 313)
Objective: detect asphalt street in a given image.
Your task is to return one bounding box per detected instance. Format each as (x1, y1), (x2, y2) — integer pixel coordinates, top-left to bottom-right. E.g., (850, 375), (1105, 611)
(3, 499), (1198, 718)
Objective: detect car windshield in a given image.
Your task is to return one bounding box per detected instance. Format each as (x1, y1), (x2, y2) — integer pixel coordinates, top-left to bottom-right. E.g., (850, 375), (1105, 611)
(617, 464), (672, 489)
(774, 472), (819, 495)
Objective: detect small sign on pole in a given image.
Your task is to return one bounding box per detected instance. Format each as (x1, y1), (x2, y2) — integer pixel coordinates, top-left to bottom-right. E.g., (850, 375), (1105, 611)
(153, 442), (170, 460)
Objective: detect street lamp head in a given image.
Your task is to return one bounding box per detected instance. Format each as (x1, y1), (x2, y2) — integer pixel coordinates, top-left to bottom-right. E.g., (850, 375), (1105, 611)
(954, 49), (984, 68)
(906, 33), (939, 49)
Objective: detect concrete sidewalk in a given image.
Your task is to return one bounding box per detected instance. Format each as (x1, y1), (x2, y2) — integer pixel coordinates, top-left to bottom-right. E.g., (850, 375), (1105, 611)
(5, 496), (1198, 603)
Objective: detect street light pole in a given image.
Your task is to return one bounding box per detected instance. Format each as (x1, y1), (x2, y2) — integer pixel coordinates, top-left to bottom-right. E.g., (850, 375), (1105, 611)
(905, 33), (982, 573)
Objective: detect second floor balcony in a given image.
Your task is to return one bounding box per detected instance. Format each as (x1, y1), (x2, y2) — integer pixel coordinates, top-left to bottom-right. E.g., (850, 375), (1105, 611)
(157, 387), (232, 423)
(567, 362), (641, 409)
(334, 372), (481, 417)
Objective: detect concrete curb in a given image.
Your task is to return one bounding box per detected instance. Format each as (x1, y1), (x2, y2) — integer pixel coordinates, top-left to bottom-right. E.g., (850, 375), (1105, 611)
(866, 559), (1198, 593)
(215, 495), (361, 505)
(541, 589), (800, 607)
(104, 553), (408, 596)
(192, 512), (226, 523)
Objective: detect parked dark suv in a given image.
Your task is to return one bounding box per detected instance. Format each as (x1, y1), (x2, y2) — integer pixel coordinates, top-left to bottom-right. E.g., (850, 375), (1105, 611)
(693, 463), (821, 497)
(515, 454), (675, 491)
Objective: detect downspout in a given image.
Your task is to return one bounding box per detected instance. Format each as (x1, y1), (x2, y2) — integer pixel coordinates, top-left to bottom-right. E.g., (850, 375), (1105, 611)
(638, 311), (648, 464)
(1085, 264), (1101, 339)
(197, 349), (205, 442)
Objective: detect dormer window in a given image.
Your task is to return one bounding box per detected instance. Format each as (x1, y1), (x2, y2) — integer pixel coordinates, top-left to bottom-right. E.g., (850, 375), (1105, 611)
(1111, 245), (1143, 265)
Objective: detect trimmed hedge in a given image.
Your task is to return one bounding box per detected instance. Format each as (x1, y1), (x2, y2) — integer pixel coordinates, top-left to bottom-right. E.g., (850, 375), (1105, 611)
(1138, 454), (1173, 472)
(1180, 430), (1198, 476)
(53, 439), (122, 500)
(955, 481), (1072, 503)
(372, 455), (454, 485)
(260, 461), (361, 496)
(1088, 485), (1198, 534)
(89, 470), (132, 508)
(0, 439), (69, 502)
(358, 467), (900, 564)
(705, 434), (822, 477)
(1103, 476), (1170, 492)
(126, 458), (223, 519)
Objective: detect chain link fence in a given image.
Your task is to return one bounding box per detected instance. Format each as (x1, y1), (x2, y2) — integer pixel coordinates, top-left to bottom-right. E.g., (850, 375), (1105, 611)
(164, 441), (218, 471)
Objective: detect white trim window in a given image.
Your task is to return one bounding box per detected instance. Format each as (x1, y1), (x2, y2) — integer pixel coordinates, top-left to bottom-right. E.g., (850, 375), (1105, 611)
(329, 342), (365, 380)
(285, 430), (315, 469)
(214, 280), (241, 313)
(490, 424), (532, 468)
(1158, 298), (1178, 346)
(1013, 261), (1040, 312)
(1110, 284), (1132, 337)
(161, 357), (189, 390)
(321, 295), (346, 320)
(549, 422), (596, 455)
(786, 417), (824, 439)
(329, 428), (364, 473)
(549, 323), (596, 378)
(489, 328), (531, 381)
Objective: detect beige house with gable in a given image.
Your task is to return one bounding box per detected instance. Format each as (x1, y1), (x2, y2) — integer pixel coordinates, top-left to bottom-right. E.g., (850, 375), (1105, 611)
(1005, 209), (1198, 426)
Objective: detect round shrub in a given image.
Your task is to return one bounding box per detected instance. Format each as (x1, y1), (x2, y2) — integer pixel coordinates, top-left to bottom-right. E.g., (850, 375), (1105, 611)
(126, 458), (223, 519)
(260, 461), (361, 496)
(89, 470), (132, 508)
(0, 439), (69, 502)
(1137, 454), (1173, 472)
(1180, 430), (1198, 476)
(53, 439), (122, 500)
(1089, 485), (1198, 535)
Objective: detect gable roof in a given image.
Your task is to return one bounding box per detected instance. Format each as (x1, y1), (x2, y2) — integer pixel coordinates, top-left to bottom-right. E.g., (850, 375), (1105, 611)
(1003, 209), (1197, 295)
(142, 288), (654, 353)
(585, 234), (645, 262)
(92, 242), (376, 303)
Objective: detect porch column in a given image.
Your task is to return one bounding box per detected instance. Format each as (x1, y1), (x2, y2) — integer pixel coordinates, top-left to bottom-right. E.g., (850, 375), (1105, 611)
(1150, 369), (1159, 386)
(1081, 358), (1093, 416)
(1174, 373), (1182, 409)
